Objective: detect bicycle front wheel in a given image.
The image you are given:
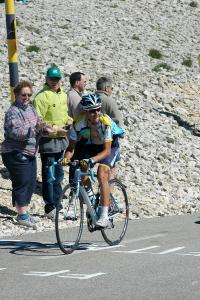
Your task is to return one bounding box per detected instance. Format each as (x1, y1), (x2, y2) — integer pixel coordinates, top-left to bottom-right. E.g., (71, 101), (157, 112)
(101, 178), (129, 246)
(55, 184), (84, 254)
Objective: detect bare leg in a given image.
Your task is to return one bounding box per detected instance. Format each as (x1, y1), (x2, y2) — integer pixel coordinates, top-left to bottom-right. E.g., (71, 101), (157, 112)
(97, 165), (110, 207)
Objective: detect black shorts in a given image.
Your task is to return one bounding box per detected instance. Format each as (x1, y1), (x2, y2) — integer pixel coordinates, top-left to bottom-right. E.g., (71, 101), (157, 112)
(76, 139), (120, 168)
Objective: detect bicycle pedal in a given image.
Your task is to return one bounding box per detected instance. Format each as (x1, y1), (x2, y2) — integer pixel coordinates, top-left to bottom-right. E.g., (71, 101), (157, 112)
(88, 226), (96, 232)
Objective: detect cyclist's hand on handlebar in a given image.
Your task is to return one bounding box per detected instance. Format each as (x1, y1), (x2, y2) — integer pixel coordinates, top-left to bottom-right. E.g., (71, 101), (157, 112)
(60, 157), (71, 166)
(80, 158), (96, 169)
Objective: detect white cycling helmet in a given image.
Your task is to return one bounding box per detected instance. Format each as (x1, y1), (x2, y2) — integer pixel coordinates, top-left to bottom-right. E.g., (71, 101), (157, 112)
(80, 93), (102, 111)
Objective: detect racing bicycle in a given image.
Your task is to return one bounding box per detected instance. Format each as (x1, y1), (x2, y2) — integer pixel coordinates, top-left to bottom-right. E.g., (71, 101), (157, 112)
(49, 160), (129, 254)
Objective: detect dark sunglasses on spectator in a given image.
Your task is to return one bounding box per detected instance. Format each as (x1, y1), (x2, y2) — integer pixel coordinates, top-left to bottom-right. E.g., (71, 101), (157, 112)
(88, 108), (101, 113)
(48, 77), (60, 81)
(21, 93), (32, 97)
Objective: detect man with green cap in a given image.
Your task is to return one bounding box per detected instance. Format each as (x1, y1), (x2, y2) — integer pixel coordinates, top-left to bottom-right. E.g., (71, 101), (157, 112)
(33, 64), (73, 221)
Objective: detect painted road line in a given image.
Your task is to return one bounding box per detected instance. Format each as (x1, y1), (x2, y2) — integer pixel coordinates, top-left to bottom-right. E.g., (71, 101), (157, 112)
(177, 252), (200, 257)
(123, 234), (166, 244)
(113, 245), (160, 253)
(158, 247), (185, 254)
(23, 270), (105, 279)
(58, 272), (106, 280)
(0, 268), (6, 271)
(39, 234), (166, 260)
(24, 270), (70, 277)
(113, 247), (200, 257)
(39, 244), (123, 259)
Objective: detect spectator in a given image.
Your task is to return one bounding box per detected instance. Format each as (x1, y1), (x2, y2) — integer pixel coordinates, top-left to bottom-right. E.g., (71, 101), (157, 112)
(67, 72), (87, 190)
(1, 80), (53, 228)
(96, 76), (123, 127)
(96, 77), (124, 179)
(33, 65), (73, 221)
(68, 72), (87, 119)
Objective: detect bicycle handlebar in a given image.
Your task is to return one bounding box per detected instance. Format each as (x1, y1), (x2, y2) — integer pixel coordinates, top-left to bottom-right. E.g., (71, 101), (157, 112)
(47, 159), (97, 182)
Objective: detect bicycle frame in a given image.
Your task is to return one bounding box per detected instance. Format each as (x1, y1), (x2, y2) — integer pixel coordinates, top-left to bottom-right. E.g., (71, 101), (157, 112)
(72, 163), (99, 225)
(50, 160), (124, 225)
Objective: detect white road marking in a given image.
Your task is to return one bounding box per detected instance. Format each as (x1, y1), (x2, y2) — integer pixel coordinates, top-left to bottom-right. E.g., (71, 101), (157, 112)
(79, 244), (124, 251)
(39, 244), (123, 259)
(177, 252), (200, 257)
(24, 270), (70, 277)
(158, 247), (185, 254)
(0, 240), (22, 242)
(0, 268), (6, 271)
(113, 246), (200, 257)
(23, 270), (105, 280)
(123, 234), (166, 244)
(113, 246), (160, 253)
(58, 272), (106, 279)
(39, 234), (166, 260)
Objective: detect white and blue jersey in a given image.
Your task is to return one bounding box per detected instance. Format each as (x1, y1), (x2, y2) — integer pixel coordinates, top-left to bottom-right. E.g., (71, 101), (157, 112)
(70, 113), (125, 168)
(70, 113), (124, 144)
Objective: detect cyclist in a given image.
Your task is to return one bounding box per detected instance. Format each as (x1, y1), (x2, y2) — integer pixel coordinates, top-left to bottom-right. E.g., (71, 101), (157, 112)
(62, 93), (124, 227)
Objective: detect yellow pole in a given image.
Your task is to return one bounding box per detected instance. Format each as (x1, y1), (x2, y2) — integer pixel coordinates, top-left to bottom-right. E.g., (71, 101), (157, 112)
(5, 0), (19, 101)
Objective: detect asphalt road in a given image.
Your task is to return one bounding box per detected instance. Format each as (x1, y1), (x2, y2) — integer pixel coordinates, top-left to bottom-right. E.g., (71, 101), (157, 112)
(1, 214), (200, 300)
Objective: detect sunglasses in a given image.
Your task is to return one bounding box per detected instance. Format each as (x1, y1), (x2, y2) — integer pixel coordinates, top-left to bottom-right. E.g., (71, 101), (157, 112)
(21, 93), (32, 97)
(88, 108), (101, 113)
(48, 77), (60, 81)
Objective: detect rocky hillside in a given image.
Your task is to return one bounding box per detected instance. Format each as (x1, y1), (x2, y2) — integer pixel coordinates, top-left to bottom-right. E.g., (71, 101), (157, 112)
(1, 0), (200, 236)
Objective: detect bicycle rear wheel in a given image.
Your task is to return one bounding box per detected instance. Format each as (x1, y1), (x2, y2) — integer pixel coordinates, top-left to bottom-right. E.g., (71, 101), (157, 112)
(101, 178), (129, 246)
(55, 184), (84, 254)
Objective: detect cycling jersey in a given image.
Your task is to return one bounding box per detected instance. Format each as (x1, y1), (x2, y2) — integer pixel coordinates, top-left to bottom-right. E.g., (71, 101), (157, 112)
(70, 113), (124, 145)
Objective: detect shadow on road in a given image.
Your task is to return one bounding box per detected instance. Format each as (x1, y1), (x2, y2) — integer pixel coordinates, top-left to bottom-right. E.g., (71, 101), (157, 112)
(0, 205), (16, 217)
(0, 240), (61, 256)
(0, 240), (98, 256)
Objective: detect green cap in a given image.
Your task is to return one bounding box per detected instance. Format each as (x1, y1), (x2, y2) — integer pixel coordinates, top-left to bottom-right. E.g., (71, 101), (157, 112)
(46, 66), (62, 79)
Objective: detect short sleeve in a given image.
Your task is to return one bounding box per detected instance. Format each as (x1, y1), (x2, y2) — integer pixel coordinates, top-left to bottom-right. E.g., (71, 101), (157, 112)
(104, 125), (112, 142)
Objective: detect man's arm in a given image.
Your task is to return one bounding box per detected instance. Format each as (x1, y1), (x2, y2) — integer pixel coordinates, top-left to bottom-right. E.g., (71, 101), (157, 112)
(64, 139), (77, 160)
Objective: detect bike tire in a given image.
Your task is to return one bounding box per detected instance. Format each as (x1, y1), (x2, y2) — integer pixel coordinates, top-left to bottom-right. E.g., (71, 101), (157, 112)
(101, 178), (129, 246)
(55, 184), (84, 254)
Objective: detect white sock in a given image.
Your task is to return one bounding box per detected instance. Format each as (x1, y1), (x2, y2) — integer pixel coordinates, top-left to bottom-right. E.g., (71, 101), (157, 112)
(100, 206), (108, 218)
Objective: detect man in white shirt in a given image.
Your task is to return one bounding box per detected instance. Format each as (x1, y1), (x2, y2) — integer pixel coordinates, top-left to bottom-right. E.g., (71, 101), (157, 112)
(68, 72), (87, 120)
(67, 72), (87, 191)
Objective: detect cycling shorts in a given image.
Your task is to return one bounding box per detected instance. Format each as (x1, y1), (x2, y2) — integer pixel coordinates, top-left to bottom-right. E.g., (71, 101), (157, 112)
(77, 142), (120, 168)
